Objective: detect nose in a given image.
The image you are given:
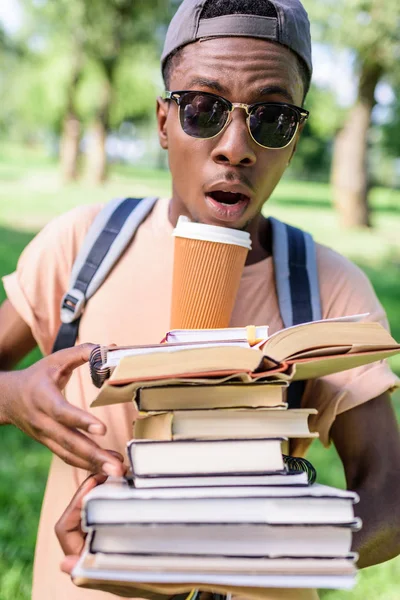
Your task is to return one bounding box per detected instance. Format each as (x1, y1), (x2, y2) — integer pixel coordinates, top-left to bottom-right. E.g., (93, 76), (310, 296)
(211, 109), (257, 167)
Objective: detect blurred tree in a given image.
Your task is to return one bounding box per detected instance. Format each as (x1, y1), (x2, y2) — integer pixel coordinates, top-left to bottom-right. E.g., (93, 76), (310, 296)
(16, 0), (86, 179)
(291, 84), (345, 181)
(0, 25), (26, 138)
(59, 45), (84, 182)
(381, 92), (400, 160)
(17, 0), (169, 183)
(78, 0), (169, 184)
(308, 0), (400, 228)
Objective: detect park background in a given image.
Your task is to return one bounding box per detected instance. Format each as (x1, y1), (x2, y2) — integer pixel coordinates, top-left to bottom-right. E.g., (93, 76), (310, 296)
(0, 0), (399, 598)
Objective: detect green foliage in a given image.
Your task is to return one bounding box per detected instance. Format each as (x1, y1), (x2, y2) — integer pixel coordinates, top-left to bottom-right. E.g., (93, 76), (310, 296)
(2, 52), (78, 135)
(75, 48), (161, 127)
(308, 0), (400, 75)
(110, 48), (161, 127)
(381, 89), (400, 159)
(291, 85), (347, 180)
(1, 0), (171, 137)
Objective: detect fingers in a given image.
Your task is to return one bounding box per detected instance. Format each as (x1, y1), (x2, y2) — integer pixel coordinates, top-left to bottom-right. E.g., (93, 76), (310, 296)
(41, 383), (107, 435)
(51, 343), (97, 371)
(48, 343), (98, 389)
(107, 449), (127, 465)
(40, 420), (126, 475)
(56, 473), (107, 556)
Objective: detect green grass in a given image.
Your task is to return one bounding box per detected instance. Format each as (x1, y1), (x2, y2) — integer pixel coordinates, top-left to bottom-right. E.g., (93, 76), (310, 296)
(0, 148), (399, 599)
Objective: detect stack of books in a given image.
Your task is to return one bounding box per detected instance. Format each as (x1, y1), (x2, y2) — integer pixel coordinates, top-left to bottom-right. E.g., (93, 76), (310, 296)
(71, 318), (400, 594)
(74, 478), (360, 591)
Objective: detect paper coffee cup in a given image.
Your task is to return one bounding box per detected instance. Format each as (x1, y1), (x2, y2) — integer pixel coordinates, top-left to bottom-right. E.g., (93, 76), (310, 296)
(170, 216), (252, 329)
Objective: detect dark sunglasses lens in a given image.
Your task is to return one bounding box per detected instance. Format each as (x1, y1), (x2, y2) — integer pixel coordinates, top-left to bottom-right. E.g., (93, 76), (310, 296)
(179, 92), (229, 138)
(249, 104), (299, 148)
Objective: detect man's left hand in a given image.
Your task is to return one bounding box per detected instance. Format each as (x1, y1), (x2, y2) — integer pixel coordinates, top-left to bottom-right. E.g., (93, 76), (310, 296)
(55, 472), (108, 573)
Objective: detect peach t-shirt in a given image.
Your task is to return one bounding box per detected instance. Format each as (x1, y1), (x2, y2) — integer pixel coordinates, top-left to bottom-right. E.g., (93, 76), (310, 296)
(3, 197), (399, 600)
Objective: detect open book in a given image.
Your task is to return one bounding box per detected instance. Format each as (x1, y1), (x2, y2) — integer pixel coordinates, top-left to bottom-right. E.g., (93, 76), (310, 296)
(92, 315), (370, 372)
(90, 319), (399, 398)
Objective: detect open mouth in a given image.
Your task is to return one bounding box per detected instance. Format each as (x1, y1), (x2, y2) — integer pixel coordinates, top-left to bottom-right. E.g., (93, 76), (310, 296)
(207, 191), (250, 205)
(205, 190), (251, 223)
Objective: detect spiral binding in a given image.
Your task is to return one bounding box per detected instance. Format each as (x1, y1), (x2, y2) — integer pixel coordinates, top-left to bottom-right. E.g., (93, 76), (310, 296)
(283, 454), (317, 484)
(89, 345), (110, 388)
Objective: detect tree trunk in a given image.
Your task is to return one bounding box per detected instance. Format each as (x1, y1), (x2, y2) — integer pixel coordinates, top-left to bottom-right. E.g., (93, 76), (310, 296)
(331, 61), (383, 228)
(85, 117), (109, 185)
(85, 69), (114, 185)
(59, 111), (81, 182)
(59, 50), (83, 183)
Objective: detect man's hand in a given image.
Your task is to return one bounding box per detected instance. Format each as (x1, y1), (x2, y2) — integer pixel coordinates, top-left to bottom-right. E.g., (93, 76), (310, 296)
(0, 344), (125, 476)
(55, 472), (107, 573)
(56, 475), (165, 598)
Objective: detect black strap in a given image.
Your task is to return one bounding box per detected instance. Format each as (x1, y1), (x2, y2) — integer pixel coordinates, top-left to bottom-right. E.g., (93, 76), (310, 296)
(52, 318), (81, 354)
(52, 198), (143, 353)
(282, 224), (314, 409)
(286, 223), (313, 326)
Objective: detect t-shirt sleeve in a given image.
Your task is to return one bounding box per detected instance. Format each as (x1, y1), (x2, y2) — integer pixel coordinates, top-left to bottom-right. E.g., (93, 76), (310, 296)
(302, 244), (400, 446)
(2, 204), (103, 356)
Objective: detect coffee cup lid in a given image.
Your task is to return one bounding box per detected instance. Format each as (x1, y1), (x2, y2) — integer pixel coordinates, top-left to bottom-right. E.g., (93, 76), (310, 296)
(173, 216), (252, 250)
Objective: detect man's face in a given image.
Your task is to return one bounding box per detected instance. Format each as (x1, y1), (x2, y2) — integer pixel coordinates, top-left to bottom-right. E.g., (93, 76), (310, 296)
(157, 37), (304, 230)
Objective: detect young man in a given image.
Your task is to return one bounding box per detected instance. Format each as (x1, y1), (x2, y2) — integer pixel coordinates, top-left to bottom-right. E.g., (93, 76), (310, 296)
(0, 0), (399, 598)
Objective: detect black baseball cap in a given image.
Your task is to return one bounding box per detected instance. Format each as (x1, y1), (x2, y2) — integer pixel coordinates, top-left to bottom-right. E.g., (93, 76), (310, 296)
(161, 0), (312, 79)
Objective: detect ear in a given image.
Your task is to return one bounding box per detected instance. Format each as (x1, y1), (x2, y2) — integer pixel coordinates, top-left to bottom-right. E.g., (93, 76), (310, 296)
(287, 121), (305, 166)
(156, 97), (169, 150)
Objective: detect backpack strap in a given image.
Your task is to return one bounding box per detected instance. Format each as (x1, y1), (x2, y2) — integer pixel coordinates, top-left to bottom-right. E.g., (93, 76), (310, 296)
(52, 196), (158, 353)
(269, 217), (321, 328)
(269, 217), (322, 409)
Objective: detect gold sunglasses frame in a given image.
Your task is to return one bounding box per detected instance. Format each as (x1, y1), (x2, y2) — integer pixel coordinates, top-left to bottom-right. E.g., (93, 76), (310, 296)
(164, 90), (309, 150)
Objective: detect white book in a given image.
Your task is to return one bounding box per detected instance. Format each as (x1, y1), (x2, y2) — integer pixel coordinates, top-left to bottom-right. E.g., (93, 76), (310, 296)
(103, 340), (253, 369)
(83, 479), (359, 528)
(165, 326), (269, 344)
(131, 470), (308, 488)
(90, 521), (361, 558)
(127, 438), (286, 477)
(73, 555), (357, 590)
(164, 317), (368, 345)
(84, 551), (357, 576)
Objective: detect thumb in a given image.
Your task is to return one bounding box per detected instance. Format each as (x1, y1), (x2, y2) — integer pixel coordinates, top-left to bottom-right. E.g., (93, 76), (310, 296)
(60, 555), (79, 575)
(49, 343), (98, 385)
(55, 473), (107, 556)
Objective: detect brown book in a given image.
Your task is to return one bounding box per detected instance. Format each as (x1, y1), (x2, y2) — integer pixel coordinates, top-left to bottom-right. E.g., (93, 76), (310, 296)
(137, 382), (287, 411)
(93, 381), (287, 409)
(133, 408), (318, 441)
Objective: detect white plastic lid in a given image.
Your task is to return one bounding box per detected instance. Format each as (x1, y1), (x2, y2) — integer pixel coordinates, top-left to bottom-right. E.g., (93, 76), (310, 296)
(173, 216), (252, 250)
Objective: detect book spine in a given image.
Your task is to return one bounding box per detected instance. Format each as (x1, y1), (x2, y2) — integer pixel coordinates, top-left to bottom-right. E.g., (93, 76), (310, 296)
(133, 413), (173, 441)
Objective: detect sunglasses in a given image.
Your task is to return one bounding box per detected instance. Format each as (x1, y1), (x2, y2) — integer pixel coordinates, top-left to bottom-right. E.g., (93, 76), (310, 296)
(164, 90), (309, 150)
